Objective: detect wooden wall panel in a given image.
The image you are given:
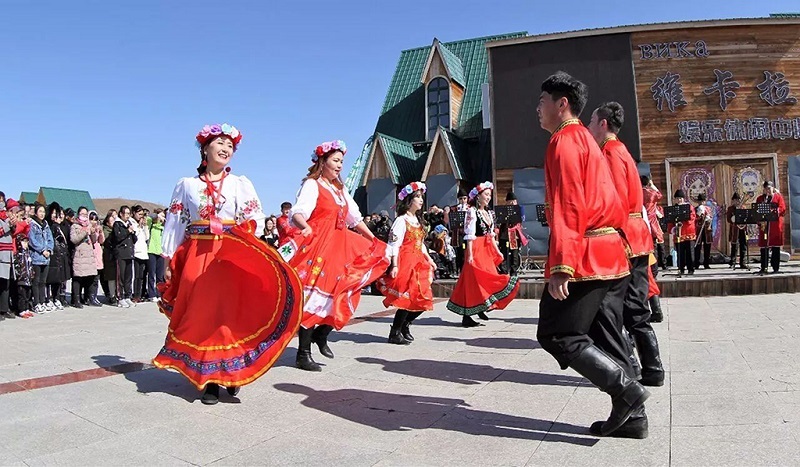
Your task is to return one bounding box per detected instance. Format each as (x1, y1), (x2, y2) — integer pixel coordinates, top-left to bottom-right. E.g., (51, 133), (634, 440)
(367, 145), (392, 181)
(427, 141), (453, 176)
(451, 83), (465, 129)
(632, 25), (800, 246)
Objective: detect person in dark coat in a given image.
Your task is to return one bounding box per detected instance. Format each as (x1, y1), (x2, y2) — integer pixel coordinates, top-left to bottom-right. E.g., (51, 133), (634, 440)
(101, 210), (118, 304)
(45, 203), (70, 309)
(111, 205), (137, 307)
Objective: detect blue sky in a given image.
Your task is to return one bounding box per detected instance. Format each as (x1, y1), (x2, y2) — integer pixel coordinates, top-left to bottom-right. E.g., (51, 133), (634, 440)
(2, 1), (796, 214)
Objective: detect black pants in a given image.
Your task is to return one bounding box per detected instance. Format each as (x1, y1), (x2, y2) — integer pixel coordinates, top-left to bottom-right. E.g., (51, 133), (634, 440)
(17, 285), (32, 312)
(729, 229), (747, 266)
(760, 246), (781, 272)
(48, 282), (64, 304)
(71, 276), (95, 304)
(455, 244), (465, 274)
(537, 276), (633, 373)
(116, 259), (133, 299)
(32, 264), (48, 306)
(655, 242), (666, 269)
(676, 241), (694, 273)
(623, 256), (656, 340)
(133, 258), (148, 299)
(0, 277), (10, 314)
(499, 242), (521, 276)
(694, 232), (711, 268)
(148, 253), (165, 298)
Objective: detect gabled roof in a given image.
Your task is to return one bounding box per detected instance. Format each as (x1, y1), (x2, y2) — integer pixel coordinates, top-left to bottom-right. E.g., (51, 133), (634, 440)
(19, 191), (39, 203)
(375, 133), (428, 186)
(38, 187), (95, 212)
(345, 135), (374, 191)
(439, 128), (471, 181)
(375, 32), (527, 142)
(421, 39), (466, 87)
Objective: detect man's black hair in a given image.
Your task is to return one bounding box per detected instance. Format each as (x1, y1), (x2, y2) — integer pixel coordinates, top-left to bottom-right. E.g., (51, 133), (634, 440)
(595, 101), (624, 134)
(541, 71), (588, 117)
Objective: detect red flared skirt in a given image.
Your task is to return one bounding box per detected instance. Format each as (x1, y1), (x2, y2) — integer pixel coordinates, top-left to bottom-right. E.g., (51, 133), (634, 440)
(153, 221), (303, 389)
(447, 236), (519, 316)
(376, 250), (434, 312)
(285, 226), (389, 330)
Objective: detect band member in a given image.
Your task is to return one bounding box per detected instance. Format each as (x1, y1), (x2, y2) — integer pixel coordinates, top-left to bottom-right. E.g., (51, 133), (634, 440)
(693, 193), (712, 269)
(156, 123), (303, 405)
(725, 192), (748, 269)
(669, 190), (696, 276)
(756, 180), (787, 274)
(535, 72), (649, 439)
(446, 182), (519, 327)
(641, 176), (666, 269)
(281, 140), (390, 371)
(588, 101), (663, 388)
(497, 191), (526, 276)
(276, 201), (298, 244)
(376, 182), (436, 345)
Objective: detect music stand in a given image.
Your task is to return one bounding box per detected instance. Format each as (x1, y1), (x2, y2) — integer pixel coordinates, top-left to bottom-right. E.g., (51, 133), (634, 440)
(753, 202), (779, 275)
(449, 211), (467, 247)
(731, 208), (758, 270)
(535, 204), (548, 227)
(663, 204), (691, 224)
(494, 205), (522, 224)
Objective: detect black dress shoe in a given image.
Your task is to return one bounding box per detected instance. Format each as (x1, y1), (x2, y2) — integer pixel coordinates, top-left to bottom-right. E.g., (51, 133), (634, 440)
(201, 383), (219, 405)
(226, 386), (240, 396)
(477, 312), (489, 321)
(71, 302), (84, 309)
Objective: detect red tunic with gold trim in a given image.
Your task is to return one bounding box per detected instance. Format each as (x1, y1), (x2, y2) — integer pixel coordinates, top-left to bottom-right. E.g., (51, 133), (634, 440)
(376, 216), (434, 312)
(756, 192), (787, 247)
(601, 136), (654, 258)
(280, 179), (389, 330)
(446, 207), (519, 315)
(544, 120), (630, 281)
(642, 185), (665, 244)
(155, 174), (304, 390)
(667, 202), (696, 243)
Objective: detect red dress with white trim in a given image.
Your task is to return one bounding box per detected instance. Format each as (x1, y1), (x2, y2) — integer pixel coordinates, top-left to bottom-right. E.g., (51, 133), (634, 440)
(446, 207), (519, 316)
(376, 215), (434, 312)
(154, 174), (303, 389)
(279, 178), (389, 330)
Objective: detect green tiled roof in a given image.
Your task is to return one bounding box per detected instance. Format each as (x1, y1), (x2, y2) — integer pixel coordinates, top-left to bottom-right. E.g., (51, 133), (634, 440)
(345, 135), (374, 191)
(376, 32), (527, 143)
(376, 133), (428, 186)
(437, 42), (465, 87)
(19, 191), (39, 204)
(39, 187), (95, 212)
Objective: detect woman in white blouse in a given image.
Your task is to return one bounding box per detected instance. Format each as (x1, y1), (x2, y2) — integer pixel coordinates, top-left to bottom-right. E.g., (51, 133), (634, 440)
(280, 140), (390, 372)
(154, 123), (303, 405)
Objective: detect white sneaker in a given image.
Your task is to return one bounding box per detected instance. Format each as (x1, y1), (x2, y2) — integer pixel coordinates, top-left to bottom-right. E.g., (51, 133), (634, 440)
(34, 304), (45, 314)
(117, 299), (130, 308)
(54, 300), (64, 310)
(127, 299), (136, 307)
(44, 302), (55, 313)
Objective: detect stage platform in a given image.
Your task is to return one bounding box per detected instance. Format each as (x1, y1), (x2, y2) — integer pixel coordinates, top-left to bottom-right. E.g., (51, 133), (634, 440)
(431, 261), (800, 299)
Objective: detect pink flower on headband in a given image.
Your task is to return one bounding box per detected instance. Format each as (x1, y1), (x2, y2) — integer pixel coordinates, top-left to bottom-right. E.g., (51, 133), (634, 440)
(312, 140), (347, 162)
(195, 123), (242, 148)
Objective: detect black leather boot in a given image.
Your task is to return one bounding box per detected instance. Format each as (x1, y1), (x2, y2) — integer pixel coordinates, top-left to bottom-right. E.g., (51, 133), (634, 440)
(226, 386), (240, 396)
(648, 296), (664, 323)
(402, 311), (422, 341)
(634, 330), (665, 387)
(462, 315), (482, 327)
(477, 312), (489, 321)
(201, 383), (219, 405)
(311, 325), (334, 359)
(388, 326), (411, 345)
(590, 406), (648, 438)
(626, 331), (642, 381)
(569, 345), (650, 436)
(296, 327), (322, 372)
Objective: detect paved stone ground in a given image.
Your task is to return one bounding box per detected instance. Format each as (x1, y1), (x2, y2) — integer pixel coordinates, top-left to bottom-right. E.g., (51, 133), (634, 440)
(1, 293), (800, 466)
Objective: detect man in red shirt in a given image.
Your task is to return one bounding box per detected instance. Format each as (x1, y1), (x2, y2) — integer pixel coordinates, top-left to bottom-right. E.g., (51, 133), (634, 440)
(756, 180), (787, 274)
(276, 201), (298, 245)
(588, 101), (664, 387)
(536, 72), (649, 439)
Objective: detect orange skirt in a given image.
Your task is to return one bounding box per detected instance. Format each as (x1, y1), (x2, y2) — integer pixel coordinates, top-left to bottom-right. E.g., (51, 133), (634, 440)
(376, 250), (434, 312)
(447, 236), (519, 316)
(153, 221), (303, 390)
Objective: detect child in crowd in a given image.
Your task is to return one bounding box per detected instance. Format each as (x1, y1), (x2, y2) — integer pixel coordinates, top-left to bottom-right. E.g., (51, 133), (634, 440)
(14, 235), (35, 318)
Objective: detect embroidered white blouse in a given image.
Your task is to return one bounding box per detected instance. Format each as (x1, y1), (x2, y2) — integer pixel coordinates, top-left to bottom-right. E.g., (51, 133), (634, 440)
(387, 214), (426, 258)
(463, 207), (496, 241)
(289, 179), (363, 227)
(162, 174), (265, 258)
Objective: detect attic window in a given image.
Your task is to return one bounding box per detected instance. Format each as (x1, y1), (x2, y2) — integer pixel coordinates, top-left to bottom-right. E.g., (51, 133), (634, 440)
(427, 77), (450, 140)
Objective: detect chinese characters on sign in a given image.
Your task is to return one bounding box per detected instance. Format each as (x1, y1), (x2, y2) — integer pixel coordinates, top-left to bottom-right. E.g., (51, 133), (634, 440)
(703, 69), (740, 111)
(756, 71), (798, 106)
(678, 117), (800, 144)
(650, 72), (687, 112)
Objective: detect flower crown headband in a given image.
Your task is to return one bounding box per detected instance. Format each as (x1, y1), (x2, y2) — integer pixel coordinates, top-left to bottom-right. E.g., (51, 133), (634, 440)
(196, 123), (242, 149)
(468, 181), (494, 201)
(312, 140), (347, 162)
(398, 181), (427, 201)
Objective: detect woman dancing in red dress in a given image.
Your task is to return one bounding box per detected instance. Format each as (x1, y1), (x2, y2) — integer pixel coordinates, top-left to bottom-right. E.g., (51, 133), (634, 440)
(155, 123), (304, 404)
(446, 182), (519, 327)
(376, 182), (437, 345)
(279, 140), (390, 371)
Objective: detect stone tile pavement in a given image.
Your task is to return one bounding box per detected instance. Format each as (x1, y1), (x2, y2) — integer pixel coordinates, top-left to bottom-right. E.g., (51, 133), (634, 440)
(1, 293), (800, 466)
